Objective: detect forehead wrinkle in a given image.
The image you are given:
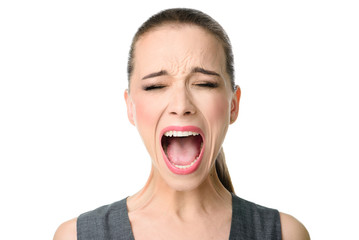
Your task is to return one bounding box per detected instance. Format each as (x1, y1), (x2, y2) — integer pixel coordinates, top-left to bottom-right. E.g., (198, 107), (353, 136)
(166, 49), (223, 80)
(165, 49), (196, 77)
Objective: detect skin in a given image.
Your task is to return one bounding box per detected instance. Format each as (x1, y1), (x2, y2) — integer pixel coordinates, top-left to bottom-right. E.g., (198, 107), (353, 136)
(53, 24), (310, 240)
(124, 24), (237, 240)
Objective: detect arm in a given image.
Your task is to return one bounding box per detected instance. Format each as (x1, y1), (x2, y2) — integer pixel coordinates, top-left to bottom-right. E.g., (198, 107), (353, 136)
(280, 212), (310, 240)
(53, 218), (77, 240)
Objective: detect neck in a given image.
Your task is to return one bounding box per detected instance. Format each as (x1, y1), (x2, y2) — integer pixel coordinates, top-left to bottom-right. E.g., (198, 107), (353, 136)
(127, 166), (232, 219)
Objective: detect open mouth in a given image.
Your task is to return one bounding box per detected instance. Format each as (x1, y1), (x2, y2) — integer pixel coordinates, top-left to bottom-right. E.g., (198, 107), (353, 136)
(160, 127), (204, 174)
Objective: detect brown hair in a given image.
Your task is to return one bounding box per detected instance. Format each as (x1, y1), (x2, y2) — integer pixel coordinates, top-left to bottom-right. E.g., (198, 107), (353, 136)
(127, 8), (235, 193)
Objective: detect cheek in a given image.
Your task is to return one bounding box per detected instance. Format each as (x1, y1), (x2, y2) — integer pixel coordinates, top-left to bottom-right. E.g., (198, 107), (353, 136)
(134, 100), (156, 126)
(199, 93), (231, 153)
(133, 96), (165, 147)
(201, 93), (231, 125)
(197, 93), (230, 170)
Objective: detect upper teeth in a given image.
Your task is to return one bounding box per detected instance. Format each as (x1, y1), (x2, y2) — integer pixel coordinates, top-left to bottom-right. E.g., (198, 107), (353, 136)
(164, 131), (200, 137)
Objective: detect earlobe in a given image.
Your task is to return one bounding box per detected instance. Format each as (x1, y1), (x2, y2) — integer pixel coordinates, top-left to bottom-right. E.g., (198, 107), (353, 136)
(124, 89), (135, 126)
(230, 85), (241, 124)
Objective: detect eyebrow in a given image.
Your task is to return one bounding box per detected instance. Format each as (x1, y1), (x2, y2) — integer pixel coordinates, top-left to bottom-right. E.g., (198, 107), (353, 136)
(141, 67), (220, 80)
(191, 67), (220, 76)
(142, 70), (168, 80)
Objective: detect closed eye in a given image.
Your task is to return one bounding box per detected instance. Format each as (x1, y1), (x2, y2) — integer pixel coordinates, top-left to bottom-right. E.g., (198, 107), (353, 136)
(143, 85), (166, 91)
(195, 82), (219, 88)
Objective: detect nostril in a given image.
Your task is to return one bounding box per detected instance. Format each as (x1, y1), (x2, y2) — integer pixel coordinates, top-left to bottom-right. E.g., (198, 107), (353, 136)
(170, 110), (194, 116)
(168, 95), (196, 116)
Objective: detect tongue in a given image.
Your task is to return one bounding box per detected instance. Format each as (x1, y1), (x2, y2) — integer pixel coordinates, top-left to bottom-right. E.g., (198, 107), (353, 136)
(167, 136), (201, 166)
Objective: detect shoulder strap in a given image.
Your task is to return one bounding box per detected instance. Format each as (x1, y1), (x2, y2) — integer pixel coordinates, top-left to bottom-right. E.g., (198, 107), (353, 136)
(229, 194), (282, 240)
(77, 198), (134, 240)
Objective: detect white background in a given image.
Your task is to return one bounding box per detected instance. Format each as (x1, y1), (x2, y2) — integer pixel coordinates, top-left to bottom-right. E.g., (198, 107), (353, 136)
(1, 0), (358, 239)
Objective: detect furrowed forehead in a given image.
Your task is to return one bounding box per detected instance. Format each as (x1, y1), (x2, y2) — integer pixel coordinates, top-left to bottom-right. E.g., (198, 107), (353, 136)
(132, 24), (226, 77)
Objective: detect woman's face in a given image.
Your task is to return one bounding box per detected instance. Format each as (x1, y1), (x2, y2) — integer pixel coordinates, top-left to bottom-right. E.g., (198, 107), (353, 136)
(125, 24), (240, 191)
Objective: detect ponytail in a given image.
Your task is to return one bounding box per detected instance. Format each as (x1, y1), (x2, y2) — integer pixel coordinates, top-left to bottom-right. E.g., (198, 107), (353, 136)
(215, 148), (235, 193)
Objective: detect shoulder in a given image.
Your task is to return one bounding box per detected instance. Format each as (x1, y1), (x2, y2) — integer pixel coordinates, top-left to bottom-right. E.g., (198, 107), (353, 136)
(232, 194), (280, 221)
(78, 198), (126, 223)
(280, 212), (310, 240)
(231, 194), (282, 239)
(53, 218), (77, 240)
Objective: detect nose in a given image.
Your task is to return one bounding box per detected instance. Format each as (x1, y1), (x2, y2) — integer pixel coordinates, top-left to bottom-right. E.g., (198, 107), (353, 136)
(168, 86), (196, 117)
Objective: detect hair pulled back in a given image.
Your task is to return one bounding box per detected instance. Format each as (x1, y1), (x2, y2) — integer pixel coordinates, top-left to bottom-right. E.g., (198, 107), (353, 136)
(127, 8), (235, 193)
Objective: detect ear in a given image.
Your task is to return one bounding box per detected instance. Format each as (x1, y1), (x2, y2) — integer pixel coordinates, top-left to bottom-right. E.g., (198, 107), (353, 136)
(230, 85), (241, 124)
(124, 89), (135, 126)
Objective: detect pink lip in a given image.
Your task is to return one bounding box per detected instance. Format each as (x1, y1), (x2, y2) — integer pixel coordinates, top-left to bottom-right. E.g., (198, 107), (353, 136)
(160, 126), (205, 175)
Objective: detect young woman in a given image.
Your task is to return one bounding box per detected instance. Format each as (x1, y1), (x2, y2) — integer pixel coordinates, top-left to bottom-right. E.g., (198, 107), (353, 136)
(54, 8), (310, 240)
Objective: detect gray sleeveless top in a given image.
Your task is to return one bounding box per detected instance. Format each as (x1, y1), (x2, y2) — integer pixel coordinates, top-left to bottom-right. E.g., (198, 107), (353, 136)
(77, 194), (282, 240)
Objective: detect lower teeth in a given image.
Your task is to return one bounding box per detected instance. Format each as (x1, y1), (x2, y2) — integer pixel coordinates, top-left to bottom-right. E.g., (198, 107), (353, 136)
(172, 156), (199, 169)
